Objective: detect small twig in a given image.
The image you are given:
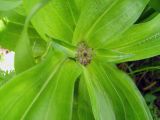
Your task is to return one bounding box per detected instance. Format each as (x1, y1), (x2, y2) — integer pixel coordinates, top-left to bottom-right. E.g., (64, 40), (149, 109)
(143, 81), (157, 91)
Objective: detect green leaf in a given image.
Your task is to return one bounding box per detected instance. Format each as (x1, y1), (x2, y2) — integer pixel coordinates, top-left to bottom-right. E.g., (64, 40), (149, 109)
(105, 14), (160, 62)
(103, 64), (153, 120)
(0, 11), (46, 72)
(0, 11), (26, 50)
(150, 0), (160, 12)
(73, 0), (149, 48)
(0, 9), (43, 51)
(24, 61), (81, 120)
(94, 48), (133, 63)
(145, 94), (157, 103)
(24, 0), (79, 43)
(15, 4), (26, 16)
(84, 61), (153, 120)
(0, 49), (81, 119)
(15, 0), (50, 73)
(83, 65), (116, 120)
(72, 78), (95, 120)
(15, 29), (35, 73)
(74, 0), (84, 12)
(0, 70), (15, 87)
(0, 0), (22, 11)
(0, 49), (64, 119)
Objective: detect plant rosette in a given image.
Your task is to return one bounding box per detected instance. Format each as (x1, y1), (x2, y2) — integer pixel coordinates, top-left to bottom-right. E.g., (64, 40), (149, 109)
(0, 0), (160, 120)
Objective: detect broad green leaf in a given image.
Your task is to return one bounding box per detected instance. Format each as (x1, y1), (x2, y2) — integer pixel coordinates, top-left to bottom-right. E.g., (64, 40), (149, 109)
(24, 0), (79, 43)
(0, 10), (44, 51)
(51, 37), (76, 58)
(0, 49), (64, 120)
(78, 79), (95, 120)
(15, 4), (26, 16)
(84, 62), (126, 120)
(15, 29), (35, 73)
(102, 64), (153, 120)
(15, 0), (50, 73)
(105, 14), (160, 62)
(73, 0), (149, 48)
(0, 12), (46, 71)
(0, 49), (79, 119)
(0, 0), (22, 11)
(73, 0), (116, 45)
(0, 11), (26, 50)
(94, 48), (133, 63)
(32, 39), (47, 61)
(24, 61), (81, 120)
(83, 65), (116, 120)
(85, 61), (152, 120)
(74, 0), (84, 12)
(72, 78), (94, 120)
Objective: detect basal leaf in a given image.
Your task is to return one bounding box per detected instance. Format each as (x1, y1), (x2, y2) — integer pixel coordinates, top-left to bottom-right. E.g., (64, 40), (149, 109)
(0, 50), (64, 119)
(72, 78), (94, 120)
(74, 0), (84, 13)
(0, 0), (22, 11)
(0, 11), (26, 50)
(83, 65), (116, 120)
(15, 29), (35, 73)
(0, 11), (46, 71)
(15, 4), (26, 16)
(94, 48), (133, 63)
(102, 64), (153, 120)
(73, 0), (149, 48)
(15, 0), (50, 73)
(0, 50), (76, 119)
(84, 61), (153, 120)
(24, 0), (79, 43)
(0, 7), (45, 51)
(23, 61), (81, 120)
(105, 14), (160, 62)
(73, 0), (117, 45)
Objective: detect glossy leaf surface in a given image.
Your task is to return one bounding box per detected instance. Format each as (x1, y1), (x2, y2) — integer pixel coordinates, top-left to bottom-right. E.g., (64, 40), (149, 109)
(0, 0), (22, 11)
(106, 14), (160, 62)
(83, 62), (152, 120)
(0, 49), (81, 119)
(1, 0), (160, 120)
